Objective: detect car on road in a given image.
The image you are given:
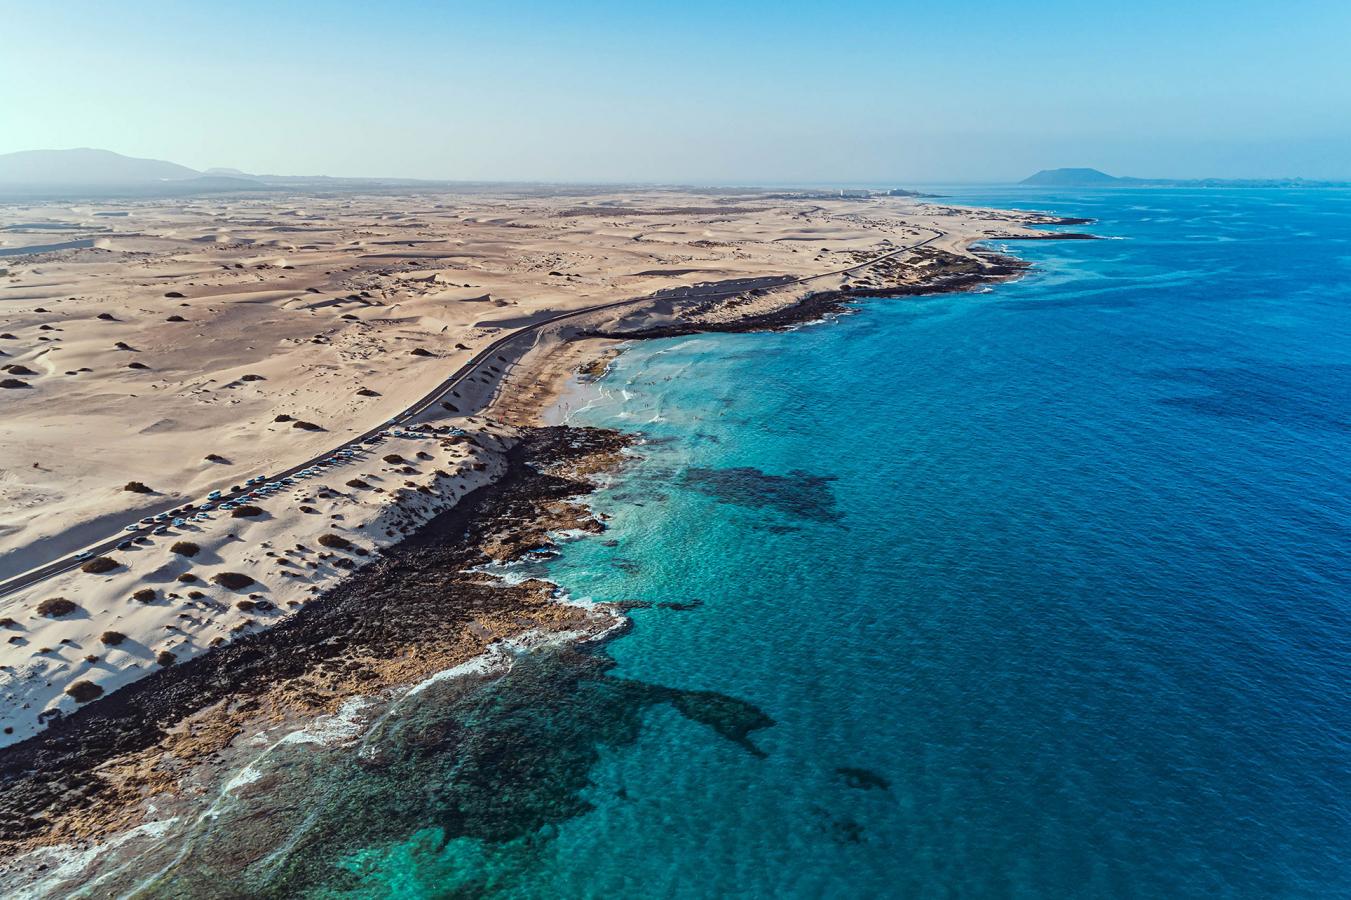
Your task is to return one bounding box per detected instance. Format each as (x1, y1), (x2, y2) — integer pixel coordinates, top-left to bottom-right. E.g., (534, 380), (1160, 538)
(76, 551), (93, 561)
(117, 541), (133, 551)
(124, 525), (139, 532)
(208, 490), (222, 500)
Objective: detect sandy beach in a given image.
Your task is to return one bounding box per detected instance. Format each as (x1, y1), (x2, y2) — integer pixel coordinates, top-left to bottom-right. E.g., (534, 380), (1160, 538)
(0, 186), (1089, 887)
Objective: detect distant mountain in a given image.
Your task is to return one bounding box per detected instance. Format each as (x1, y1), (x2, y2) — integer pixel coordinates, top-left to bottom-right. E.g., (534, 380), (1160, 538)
(0, 150), (287, 200)
(1021, 168), (1123, 186)
(0, 148), (202, 185)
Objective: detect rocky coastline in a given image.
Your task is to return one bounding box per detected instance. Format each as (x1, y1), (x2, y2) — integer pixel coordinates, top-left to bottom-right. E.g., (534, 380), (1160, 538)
(593, 245), (1048, 340)
(0, 426), (633, 858)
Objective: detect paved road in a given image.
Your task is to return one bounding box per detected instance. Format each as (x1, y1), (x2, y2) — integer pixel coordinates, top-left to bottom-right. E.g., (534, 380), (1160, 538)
(0, 229), (943, 598)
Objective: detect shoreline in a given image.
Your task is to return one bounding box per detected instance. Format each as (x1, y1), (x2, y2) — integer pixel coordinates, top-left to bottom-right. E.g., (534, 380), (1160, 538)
(0, 199), (1094, 885)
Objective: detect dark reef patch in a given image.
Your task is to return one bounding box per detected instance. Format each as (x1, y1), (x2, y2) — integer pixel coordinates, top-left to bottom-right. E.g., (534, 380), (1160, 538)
(837, 766), (891, 792)
(657, 598), (703, 611)
(682, 466), (840, 522)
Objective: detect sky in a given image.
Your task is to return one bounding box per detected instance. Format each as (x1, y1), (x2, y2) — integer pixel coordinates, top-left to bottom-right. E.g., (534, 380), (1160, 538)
(3, 0), (1350, 184)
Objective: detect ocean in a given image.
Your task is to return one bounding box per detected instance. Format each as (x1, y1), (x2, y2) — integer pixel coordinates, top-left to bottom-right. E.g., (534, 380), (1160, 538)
(122, 187), (1351, 898)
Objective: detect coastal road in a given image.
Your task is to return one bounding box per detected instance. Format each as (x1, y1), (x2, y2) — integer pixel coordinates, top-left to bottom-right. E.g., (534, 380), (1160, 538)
(0, 228), (944, 599)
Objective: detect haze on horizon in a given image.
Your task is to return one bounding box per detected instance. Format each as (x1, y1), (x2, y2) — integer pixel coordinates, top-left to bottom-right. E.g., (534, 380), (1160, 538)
(3, 0), (1350, 185)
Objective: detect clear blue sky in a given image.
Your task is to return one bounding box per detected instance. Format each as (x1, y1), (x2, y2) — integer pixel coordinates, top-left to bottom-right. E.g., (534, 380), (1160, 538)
(3, 0), (1349, 183)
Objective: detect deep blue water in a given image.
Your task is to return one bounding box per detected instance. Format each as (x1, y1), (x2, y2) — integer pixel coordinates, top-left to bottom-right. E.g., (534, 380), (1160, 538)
(342, 188), (1351, 897)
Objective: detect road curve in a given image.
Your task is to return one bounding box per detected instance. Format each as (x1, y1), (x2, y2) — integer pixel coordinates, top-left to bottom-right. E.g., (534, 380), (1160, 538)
(0, 229), (944, 598)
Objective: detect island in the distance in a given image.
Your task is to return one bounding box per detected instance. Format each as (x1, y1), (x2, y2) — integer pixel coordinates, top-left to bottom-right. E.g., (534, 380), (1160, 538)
(1022, 166), (1347, 189)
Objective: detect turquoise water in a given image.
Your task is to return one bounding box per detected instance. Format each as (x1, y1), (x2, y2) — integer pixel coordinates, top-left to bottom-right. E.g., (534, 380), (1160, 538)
(333, 188), (1351, 897)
